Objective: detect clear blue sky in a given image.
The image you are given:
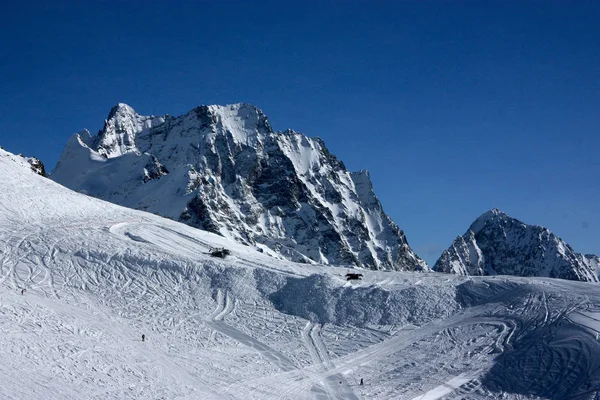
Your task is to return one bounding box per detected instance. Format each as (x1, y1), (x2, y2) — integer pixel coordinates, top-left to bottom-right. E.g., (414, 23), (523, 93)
(1, 0), (598, 266)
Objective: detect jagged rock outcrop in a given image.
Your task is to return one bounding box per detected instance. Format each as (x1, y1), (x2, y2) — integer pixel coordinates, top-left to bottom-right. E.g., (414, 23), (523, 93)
(26, 157), (46, 177)
(434, 208), (599, 282)
(0, 147), (46, 177)
(51, 103), (427, 271)
(0, 149), (46, 177)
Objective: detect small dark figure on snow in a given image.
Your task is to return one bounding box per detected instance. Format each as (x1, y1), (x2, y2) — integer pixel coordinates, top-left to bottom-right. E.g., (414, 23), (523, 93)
(360, 378), (363, 386)
(141, 334), (145, 342)
(20, 289), (25, 295)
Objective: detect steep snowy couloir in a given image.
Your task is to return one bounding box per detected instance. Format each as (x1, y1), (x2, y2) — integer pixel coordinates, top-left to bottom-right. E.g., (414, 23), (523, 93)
(434, 208), (599, 282)
(51, 103), (427, 271)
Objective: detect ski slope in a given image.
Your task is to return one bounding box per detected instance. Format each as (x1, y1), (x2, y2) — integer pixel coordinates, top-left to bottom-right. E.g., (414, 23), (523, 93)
(2, 148), (600, 399)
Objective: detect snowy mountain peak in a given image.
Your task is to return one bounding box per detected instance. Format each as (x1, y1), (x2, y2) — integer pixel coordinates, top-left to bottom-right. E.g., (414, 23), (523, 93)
(468, 208), (507, 233)
(190, 103), (272, 148)
(435, 210), (599, 282)
(51, 103), (427, 271)
(107, 102), (138, 119)
(95, 103), (167, 159)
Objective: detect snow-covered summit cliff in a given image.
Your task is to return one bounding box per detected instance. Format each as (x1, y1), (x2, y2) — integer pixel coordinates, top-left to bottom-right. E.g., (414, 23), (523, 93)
(433, 209), (599, 282)
(51, 103), (427, 271)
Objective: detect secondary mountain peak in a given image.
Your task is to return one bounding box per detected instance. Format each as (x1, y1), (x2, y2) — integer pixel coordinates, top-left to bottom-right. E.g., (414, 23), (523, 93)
(434, 210), (598, 282)
(96, 103), (165, 159)
(51, 103), (427, 271)
(468, 208), (508, 234)
(107, 102), (137, 118)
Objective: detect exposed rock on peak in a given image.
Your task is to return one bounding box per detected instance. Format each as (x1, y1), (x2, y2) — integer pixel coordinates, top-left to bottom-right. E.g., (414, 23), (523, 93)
(467, 207), (506, 234)
(434, 209), (598, 282)
(96, 103), (166, 159)
(51, 103), (427, 271)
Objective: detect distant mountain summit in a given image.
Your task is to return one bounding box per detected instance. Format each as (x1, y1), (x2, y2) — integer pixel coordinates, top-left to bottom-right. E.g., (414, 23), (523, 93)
(51, 103), (427, 271)
(434, 208), (599, 282)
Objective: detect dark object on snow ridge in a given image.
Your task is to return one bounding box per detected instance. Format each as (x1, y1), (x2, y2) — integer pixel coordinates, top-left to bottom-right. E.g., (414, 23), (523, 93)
(209, 247), (231, 258)
(346, 273), (363, 281)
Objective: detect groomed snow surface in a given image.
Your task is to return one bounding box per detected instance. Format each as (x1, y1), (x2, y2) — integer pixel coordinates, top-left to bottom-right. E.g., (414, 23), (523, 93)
(2, 148), (600, 400)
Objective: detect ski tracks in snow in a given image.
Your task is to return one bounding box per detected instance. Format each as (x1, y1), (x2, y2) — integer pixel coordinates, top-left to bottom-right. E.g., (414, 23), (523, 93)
(209, 289), (236, 342)
(302, 321), (360, 400)
(214, 289), (235, 321)
(207, 288), (299, 374)
(228, 307), (518, 400)
(2, 199), (596, 400)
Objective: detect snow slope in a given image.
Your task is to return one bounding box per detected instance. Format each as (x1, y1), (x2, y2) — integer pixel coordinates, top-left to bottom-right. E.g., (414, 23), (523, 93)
(50, 103), (426, 271)
(3, 147), (600, 399)
(434, 208), (599, 282)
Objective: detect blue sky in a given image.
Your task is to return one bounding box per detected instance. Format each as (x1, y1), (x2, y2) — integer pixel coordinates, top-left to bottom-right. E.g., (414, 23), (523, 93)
(1, 0), (598, 266)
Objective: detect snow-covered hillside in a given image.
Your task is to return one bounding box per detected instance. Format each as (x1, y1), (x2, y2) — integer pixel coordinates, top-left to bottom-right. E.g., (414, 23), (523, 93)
(3, 147), (600, 399)
(434, 208), (599, 282)
(50, 103), (426, 271)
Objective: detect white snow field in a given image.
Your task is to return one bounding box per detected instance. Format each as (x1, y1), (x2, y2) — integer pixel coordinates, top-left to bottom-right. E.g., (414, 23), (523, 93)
(2, 148), (600, 400)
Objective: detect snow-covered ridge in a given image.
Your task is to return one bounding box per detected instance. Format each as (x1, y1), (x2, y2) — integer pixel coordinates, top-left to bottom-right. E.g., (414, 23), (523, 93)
(434, 209), (599, 282)
(0, 146), (46, 176)
(50, 103), (427, 271)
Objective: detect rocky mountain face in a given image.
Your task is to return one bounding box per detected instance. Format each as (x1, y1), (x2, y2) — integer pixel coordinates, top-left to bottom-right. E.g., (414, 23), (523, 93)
(434, 209), (599, 282)
(585, 254), (600, 275)
(51, 103), (427, 271)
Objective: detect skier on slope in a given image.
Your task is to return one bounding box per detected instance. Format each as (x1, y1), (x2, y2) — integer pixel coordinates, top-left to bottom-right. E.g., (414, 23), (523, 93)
(142, 334), (145, 342)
